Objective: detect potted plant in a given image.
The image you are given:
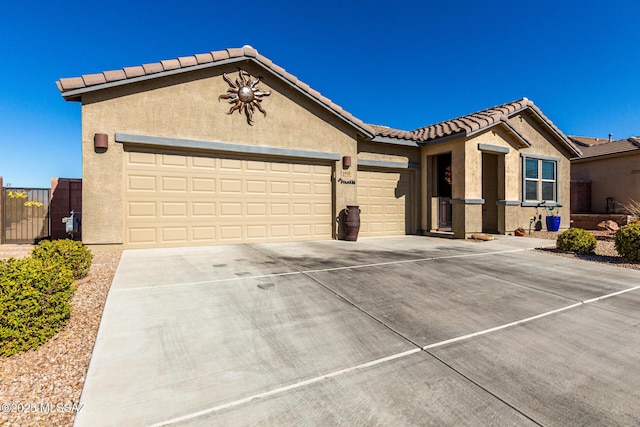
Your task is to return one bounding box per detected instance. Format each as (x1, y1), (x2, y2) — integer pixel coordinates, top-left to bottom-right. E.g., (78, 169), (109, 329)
(545, 205), (562, 232)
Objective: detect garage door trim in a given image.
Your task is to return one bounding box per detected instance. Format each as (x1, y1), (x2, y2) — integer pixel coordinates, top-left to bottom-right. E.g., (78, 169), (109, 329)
(116, 132), (341, 162)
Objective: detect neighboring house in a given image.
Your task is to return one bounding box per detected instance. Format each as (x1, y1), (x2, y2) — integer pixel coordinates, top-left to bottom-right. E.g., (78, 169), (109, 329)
(570, 136), (640, 214)
(56, 46), (580, 249)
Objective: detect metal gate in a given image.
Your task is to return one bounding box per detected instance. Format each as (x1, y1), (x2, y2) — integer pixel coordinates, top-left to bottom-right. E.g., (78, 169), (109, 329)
(2, 188), (50, 244)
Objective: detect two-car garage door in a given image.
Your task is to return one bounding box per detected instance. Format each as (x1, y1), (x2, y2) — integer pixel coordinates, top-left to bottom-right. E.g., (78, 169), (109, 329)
(124, 149), (332, 248)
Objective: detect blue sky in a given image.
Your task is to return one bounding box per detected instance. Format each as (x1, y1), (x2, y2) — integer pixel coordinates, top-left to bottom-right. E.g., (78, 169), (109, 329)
(1, 0), (639, 187)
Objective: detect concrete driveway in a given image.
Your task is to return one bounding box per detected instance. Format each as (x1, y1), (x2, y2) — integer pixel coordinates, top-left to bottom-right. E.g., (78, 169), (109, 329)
(75, 236), (640, 426)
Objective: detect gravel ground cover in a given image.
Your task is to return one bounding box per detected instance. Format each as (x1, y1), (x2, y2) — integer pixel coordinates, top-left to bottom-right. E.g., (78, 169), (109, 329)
(528, 230), (640, 271)
(0, 230), (637, 426)
(0, 249), (121, 427)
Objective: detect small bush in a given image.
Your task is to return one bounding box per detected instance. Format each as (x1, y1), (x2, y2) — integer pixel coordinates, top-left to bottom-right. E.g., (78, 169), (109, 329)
(615, 223), (640, 262)
(31, 239), (93, 280)
(556, 228), (597, 254)
(0, 257), (76, 356)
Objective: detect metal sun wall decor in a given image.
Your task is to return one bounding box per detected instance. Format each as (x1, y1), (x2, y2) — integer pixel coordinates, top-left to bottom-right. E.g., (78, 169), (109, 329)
(218, 69), (271, 125)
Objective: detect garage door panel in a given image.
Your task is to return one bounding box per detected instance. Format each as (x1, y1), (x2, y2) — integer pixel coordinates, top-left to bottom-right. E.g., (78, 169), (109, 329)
(162, 227), (188, 242)
(128, 151), (157, 166)
(128, 175), (157, 191)
(219, 158), (242, 170)
(161, 202), (187, 217)
(128, 227), (156, 244)
(161, 154), (187, 167)
(125, 151), (332, 248)
(192, 226), (215, 241)
(128, 201), (156, 217)
(192, 178), (216, 192)
(358, 169), (413, 237)
(192, 157), (216, 169)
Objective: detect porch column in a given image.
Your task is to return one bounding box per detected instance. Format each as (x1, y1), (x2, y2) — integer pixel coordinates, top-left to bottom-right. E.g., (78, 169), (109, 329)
(451, 199), (484, 238)
(421, 154), (428, 234)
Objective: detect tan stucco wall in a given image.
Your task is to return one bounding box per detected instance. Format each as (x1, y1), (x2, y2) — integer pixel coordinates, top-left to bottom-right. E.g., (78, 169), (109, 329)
(572, 153), (640, 213)
(507, 113), (573, 232)
(419, 112), (574, 238)
(80, 62), (359, 245)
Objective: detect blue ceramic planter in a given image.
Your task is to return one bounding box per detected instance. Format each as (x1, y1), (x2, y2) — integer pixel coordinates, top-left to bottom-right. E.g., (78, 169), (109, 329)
(546, 216), (561, 232)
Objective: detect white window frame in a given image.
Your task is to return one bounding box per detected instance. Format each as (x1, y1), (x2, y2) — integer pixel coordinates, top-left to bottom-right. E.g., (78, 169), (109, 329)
(521, 154), (560, 205)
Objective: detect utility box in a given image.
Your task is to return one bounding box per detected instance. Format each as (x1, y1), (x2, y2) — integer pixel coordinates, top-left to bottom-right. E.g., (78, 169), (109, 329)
(62, 210), (80, 236)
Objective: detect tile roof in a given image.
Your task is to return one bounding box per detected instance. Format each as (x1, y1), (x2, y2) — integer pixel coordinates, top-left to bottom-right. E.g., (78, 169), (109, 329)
(369, 98), (581, 156)
(569, 136), (613, 146)
(368, 124), (419, 141)
(409, 98), (534, 141)
(56, 47), (579, 155)
(56, 46), (375, 138)
(569, 136), (640, 159)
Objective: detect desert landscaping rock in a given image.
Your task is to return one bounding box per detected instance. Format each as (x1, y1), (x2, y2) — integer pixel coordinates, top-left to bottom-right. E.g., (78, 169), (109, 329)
(0, 250), (120, 427)
(597, 219), (620, 231)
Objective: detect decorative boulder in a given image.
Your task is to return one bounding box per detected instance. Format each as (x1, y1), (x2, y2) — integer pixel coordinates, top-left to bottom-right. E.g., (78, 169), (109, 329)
(597, 220), (620, 231)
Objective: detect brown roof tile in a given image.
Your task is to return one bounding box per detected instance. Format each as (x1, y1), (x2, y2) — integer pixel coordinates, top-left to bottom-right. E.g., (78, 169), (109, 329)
(82, 73), (106, 86)
(210, 50), (229, 61)
(123, 66), (145, 78)
(256, 53), (273, 68)
(141, 62), (164, 74)
(177, 56), (198, 67)
(268, 63), (287, 78)
(242, 46), (258, 58)
(194, 53), (213, 64)
(226, 47), (244, 58)
(103, 69), (126, 82)
(160, 59), (181, 71)
(57, 46), (375, 137)
(57, 77), (85, 91)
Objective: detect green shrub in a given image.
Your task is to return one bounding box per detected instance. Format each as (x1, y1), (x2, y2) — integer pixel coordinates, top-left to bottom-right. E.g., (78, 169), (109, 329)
(0, 257), (76, 356)
(31, 239), (93, 280)
(556, 228), (597, 254)
(615, 223), (640, 262)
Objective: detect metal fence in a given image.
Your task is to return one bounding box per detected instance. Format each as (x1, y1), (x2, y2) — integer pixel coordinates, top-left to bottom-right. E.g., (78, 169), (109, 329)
(2, 187), (51, 244)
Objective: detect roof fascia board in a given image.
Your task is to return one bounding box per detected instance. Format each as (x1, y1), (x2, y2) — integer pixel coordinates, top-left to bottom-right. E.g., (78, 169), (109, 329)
(115, 132), (341, 161)
(369, 135), (419, 147)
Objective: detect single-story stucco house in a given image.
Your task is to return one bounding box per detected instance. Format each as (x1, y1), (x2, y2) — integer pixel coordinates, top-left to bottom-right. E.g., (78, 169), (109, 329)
(570, 135), (640, 214)
(56, 46), (581, 250)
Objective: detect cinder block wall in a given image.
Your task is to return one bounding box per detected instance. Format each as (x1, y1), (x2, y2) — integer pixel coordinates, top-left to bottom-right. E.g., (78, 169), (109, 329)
(570, 180), (592, 213)
(50, 178), (83, 240)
